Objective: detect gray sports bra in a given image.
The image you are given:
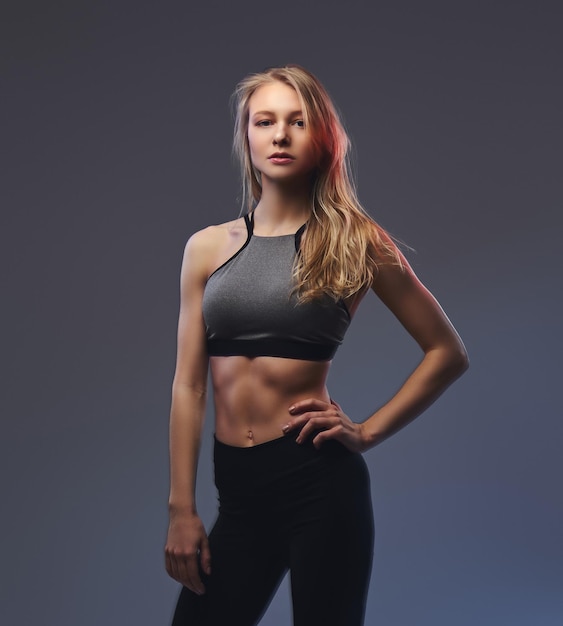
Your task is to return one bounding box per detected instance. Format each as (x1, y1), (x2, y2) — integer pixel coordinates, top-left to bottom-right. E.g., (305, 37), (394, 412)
(201, 212), (351, 361)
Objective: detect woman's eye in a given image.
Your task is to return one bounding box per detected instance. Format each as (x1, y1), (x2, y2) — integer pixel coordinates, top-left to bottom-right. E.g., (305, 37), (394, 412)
(257, 120), (272, 127)
(293, 120), (305, 128)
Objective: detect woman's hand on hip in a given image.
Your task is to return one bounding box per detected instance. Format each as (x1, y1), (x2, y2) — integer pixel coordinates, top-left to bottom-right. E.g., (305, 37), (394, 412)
(282, 398), (369, 453)
(165, 511), (211, 594)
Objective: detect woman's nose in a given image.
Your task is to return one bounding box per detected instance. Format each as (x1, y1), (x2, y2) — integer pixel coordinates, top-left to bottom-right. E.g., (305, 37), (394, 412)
(273, 124), (289, 145)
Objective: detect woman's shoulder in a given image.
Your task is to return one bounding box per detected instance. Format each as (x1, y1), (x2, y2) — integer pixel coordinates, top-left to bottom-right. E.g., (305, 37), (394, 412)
(183, 215), (250, 276)
(188, 215), (248, 249)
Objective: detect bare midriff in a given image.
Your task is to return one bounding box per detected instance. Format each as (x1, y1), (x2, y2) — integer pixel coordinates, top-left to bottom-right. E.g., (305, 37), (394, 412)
(210, 355), (332, 447)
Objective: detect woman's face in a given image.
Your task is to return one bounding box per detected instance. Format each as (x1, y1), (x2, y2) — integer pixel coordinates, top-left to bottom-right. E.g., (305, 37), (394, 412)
(247, 81), (318, 182)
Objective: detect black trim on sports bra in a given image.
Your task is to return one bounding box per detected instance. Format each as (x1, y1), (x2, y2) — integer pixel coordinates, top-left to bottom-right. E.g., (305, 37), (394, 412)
(207, 212), (309, 282)
(206, 213), (254, 281)
(206, 338), (338, 361)
(295, 222), (307, 252)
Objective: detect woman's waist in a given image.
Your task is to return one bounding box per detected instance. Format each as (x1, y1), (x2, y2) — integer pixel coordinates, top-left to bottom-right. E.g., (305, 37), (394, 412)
(212, 385), (331, 447)
(213, 425), (356, 504)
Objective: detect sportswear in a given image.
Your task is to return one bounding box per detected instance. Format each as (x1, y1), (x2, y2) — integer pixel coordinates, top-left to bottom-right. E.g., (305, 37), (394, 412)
(171, 430), (374, 626)
(201, 212), (351, 360)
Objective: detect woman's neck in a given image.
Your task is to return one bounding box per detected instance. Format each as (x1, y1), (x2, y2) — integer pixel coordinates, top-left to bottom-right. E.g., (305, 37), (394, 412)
(254, 177), (312, 234)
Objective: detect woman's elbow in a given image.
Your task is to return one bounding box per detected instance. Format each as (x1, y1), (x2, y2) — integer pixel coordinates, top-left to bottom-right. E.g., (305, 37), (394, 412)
(449, 343), (469, 378)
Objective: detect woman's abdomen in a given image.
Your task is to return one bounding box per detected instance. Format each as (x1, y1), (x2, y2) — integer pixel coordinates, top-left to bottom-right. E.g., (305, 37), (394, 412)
(209, 355), (332, 447)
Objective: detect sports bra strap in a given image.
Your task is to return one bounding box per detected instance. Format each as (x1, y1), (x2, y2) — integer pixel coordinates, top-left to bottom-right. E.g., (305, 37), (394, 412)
(295, 223), (306, 252)
(244, 211), (254, 236)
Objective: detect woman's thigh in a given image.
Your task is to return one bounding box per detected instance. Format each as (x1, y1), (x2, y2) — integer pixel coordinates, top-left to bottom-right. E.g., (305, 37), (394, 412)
(288, 451), (375, 626)
(171, 511), (288, 626)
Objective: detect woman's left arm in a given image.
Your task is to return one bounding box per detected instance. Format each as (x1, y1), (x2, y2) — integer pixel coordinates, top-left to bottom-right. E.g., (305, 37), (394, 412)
(285, 257), (469, 452)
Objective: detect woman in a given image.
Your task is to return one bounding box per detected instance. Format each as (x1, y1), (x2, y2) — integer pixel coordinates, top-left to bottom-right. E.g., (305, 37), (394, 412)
(165, 65), (468, 626)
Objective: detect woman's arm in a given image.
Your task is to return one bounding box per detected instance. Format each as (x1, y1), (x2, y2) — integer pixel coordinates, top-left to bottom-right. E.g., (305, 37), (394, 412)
(284, 254), (469, 451)
(360, 255), (469, 447)
(165, 230), (213, 594)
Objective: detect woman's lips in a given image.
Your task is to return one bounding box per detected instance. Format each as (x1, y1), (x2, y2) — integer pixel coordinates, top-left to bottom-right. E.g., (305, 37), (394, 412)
(268, 157), (295, 165)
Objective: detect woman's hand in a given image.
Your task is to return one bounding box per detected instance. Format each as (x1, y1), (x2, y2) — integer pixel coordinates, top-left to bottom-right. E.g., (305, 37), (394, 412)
(165, 511), (211, 595)
(282, 398), (369, 453)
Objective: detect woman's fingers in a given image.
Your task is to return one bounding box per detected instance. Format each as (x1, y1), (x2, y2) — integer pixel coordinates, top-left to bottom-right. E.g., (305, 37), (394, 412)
(200, 534), (212, 575)
(283, 397), (363, 450)
(287, 410), (336, 431)
(283, 398), (335, 435)
(311, 423), (346, 447)
(165, 544), (207, 594)
(294, 413), (341, 443)
(170, 551), (205, 594)
(181, 553), (206, 595)
(165, 551), (175, 580)
(165, 514), (211, 593)
(289, 398), (331, 415)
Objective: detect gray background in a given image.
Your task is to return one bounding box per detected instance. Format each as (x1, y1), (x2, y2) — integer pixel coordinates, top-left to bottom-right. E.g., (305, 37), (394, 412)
(2, 1), (562, 624)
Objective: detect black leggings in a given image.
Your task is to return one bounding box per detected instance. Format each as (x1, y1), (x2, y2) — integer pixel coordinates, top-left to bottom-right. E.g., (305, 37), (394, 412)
(171, 429), (375, 626)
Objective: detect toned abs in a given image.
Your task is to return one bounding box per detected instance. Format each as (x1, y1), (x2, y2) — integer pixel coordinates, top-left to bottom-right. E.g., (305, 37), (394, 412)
(210, 355), (331, 447)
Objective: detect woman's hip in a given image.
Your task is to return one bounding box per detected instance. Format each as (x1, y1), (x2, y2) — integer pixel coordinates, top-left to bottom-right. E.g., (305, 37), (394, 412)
(213, 428), (372, 517)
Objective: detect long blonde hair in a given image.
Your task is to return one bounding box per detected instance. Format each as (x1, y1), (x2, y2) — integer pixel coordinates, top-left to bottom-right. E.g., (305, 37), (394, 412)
(232, 65), (404, 302)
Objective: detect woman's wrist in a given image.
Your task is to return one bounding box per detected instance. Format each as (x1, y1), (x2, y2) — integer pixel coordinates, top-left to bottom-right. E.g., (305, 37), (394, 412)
(359, 420), (385, 450)
(168, 500), (197, 516)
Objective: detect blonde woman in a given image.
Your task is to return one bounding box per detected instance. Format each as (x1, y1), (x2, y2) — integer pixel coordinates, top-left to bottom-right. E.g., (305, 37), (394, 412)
(165, 65), (468, 626)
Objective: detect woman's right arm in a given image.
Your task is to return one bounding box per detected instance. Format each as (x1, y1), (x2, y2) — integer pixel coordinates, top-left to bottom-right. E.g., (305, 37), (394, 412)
(165, 229), (213, 595)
